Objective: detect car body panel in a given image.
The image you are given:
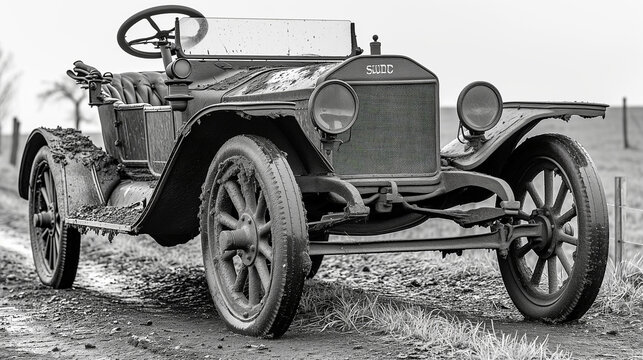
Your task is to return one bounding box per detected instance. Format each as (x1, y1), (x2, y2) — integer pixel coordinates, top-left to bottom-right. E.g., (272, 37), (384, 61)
(440, 102), (608, 171)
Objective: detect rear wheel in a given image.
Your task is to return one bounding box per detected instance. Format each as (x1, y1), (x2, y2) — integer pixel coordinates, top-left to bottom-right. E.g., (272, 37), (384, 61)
(200, 135), (309, 337)
(498, 134), (608, 322)
(29, 147), (80, 289)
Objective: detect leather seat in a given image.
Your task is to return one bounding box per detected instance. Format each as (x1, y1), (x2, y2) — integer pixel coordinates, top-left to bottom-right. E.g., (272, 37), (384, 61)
(103, 72), (169, 106)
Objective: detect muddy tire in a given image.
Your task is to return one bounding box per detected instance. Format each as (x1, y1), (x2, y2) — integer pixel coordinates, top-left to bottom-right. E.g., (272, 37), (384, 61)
(497, 134), (608, 322)
(28, 147), (80, 289)
(306, 231), (329, 279)
(200, 135), (309, 338)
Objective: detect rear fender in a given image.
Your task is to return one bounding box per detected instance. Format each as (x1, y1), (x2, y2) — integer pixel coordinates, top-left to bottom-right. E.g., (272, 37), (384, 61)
(18, 128), (119, 216)
(440, 102), (608, 175)
(134, 102), (332, 246)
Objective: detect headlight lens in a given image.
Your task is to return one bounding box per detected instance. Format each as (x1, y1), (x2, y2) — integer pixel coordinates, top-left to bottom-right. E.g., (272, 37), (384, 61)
(457, 81), (503, 133)
(310, 80), (358, 135)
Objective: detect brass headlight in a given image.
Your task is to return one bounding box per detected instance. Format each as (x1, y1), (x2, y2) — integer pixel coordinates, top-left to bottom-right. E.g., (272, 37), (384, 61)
(457, 81), (503, 133)
(310, 80), (359, 135)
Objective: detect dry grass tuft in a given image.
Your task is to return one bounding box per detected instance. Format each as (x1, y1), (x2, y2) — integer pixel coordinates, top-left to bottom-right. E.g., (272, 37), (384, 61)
(299, 283), (572, 360)
(596, 254), (643, 315)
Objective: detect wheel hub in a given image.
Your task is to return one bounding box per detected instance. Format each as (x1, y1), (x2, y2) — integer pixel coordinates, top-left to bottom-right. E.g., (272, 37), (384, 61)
(219, 213), (260, 266)
(529, 209), (556, 258)
(33, 211), (55, 229)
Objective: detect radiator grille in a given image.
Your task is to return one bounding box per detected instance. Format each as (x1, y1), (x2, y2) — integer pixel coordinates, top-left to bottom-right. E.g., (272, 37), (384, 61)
(332, 83), (438, 176)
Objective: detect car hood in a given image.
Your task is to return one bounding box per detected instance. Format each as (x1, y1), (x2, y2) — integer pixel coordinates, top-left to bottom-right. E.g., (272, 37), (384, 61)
(224, 63), (339, 98)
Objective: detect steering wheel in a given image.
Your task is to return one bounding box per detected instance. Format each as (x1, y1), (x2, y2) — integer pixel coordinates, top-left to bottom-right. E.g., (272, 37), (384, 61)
(117, 5), (207, 59)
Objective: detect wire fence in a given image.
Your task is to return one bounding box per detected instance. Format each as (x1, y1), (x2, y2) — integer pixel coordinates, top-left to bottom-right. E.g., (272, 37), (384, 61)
(608, 176), (643, 267)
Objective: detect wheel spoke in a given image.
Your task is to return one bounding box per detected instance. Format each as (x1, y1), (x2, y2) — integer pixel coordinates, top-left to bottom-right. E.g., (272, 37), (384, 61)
(217, 211), (239, 229)
(145, 16), (161, 32)
(238, 175), (257, 213)
(559, 232), (578, 246)
(224, 181), (246, 214)
(558, 206), (577, 225)
(556, 247), (572, 276)
(547, 258), (559, 293)
(221, 250), (236, 261)
(258, 240), (273, 263)
(127, 34), (158, 46)
(248, 267), (262, 305)
(255, 257), (271, 291)
(544, 169), (554, 207)
(516, 242), (533, 258)
(233, 266), (248, 292)
(43, 171), (55, 208)
(258, 221), (272, 238)
(40, 187), (51, 208)
(526, 181), (544, 209)
(255, 191), (267, 219)
(531, 257), (546, 285)
(552, 181), (569, 213)
(41, 229), (50, 263)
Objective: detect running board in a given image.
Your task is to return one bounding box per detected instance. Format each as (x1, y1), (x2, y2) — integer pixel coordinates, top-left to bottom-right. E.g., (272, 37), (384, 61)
(66, 218), (133, 233)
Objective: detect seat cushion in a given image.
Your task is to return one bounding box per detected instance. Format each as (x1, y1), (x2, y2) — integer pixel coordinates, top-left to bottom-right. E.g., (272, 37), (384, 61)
(103, 72), (169, 106)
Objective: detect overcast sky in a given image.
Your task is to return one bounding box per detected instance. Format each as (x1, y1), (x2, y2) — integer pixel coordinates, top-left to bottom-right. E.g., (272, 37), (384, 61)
(1, 0), (642, 133)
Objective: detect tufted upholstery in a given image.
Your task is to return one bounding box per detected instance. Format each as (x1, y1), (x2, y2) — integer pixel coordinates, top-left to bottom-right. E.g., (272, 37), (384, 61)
(102, 72), (169, 106)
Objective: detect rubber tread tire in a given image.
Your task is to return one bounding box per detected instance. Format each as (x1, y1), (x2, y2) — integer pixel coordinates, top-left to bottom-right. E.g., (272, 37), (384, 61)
(200, 135), (308, 338)
(497, 134), (608, 322)
(29, 147), (80, 289)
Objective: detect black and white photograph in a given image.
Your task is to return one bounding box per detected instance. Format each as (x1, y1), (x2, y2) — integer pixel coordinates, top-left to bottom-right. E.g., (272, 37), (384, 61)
(1, 1), (642, 359)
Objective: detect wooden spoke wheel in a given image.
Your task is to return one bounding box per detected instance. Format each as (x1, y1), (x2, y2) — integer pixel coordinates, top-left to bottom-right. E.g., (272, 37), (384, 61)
(498, 134), (608, 322)
(28, 147), (80, 288)
(200, 135), (309, 337)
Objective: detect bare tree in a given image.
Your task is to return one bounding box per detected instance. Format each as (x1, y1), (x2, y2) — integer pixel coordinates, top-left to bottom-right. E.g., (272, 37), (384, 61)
(39, 77), (88, 130)
(0, 47), (17, 153)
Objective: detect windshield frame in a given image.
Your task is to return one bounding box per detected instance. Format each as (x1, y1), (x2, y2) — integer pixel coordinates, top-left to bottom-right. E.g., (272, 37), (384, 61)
(174, 17), (359, 61)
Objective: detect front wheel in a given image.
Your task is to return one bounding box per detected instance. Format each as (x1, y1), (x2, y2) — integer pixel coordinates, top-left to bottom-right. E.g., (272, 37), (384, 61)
(498, 134), (608, 322)
(200, 135), (309, 337)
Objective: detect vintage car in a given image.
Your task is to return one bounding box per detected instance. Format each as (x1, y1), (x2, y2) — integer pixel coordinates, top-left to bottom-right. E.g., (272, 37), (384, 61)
(19, 5), (609, 337)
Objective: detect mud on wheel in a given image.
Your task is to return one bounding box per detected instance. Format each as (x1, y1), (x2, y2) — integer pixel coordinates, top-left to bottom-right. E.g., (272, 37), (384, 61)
(498, 134), (609, 322)
(28, 147), (80, 289)
(200, 135), (309, 337)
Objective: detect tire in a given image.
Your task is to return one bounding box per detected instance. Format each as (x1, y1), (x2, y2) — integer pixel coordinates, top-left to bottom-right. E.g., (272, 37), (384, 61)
(200, 135), (309, 337)
(306, 231), (329, 279)
(29, 147), (80, 289)
(497, 134), (608, 322)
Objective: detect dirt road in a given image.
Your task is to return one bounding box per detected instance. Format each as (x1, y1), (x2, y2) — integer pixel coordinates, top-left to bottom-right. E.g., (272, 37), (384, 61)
(1, 184), (642, 359)
(0, 185), (413, 359)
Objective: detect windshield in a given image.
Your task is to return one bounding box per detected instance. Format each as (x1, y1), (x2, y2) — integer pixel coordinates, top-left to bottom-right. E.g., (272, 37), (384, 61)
(178, 17), (353, 58)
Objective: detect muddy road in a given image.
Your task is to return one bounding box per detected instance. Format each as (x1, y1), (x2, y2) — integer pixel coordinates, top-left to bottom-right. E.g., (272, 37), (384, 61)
(0, 185), (411, 359)
(1, 184), (642, 359)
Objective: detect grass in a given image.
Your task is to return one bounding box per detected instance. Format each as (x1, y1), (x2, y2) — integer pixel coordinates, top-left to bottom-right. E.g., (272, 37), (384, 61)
(596, 254), (643, 315)
(298, 283), (572, 360)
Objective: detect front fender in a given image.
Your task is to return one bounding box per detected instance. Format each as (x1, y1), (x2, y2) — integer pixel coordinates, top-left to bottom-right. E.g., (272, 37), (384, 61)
(134, 102), (332, 245)
(440, 102), (608, 173)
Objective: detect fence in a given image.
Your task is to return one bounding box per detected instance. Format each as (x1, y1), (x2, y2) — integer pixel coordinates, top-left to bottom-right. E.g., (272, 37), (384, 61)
(610, 176), (643, 266)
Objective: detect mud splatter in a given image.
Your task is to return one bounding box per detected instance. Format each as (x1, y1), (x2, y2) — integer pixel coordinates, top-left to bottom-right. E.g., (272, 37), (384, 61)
(72, 203), (143, 226)
(44, 127), (116, 170)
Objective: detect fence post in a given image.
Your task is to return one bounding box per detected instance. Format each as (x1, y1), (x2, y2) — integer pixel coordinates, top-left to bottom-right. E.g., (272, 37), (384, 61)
(9, 116), (19, 166)
(614, 177), (626, 271)
(623, 97), (630, 149)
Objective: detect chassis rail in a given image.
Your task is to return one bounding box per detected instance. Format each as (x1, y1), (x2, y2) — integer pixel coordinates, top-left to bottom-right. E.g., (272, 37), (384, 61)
(309, 222), (542, 256)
